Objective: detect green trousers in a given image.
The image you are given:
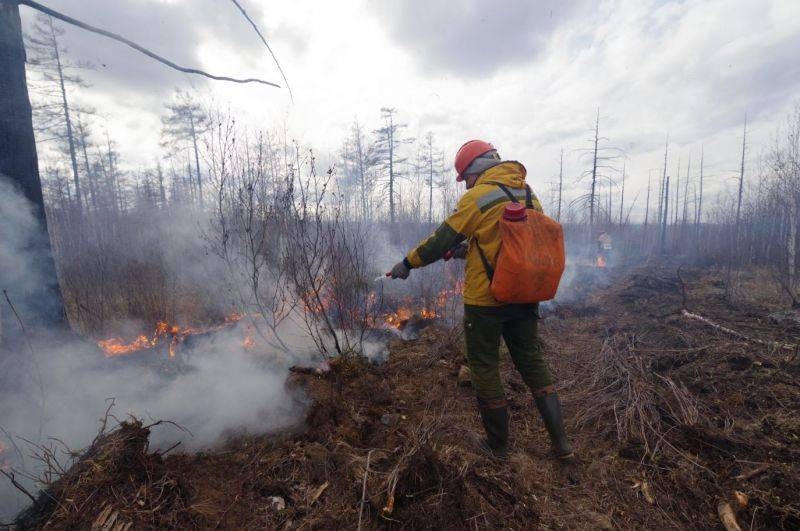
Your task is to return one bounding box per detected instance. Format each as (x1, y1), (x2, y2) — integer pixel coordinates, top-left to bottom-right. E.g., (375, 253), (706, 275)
(463, 304), (553, 401)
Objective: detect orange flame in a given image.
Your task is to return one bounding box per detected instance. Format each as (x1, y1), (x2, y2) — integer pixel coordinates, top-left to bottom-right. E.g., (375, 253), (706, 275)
(596, 255), (607, 268)
(97, 313), (246, 358)
(381, 281), (463, 329)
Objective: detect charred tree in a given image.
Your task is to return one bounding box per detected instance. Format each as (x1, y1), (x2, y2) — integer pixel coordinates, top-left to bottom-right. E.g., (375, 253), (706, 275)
(735, 115), (748, 260)
(557, 148), (564, 222)
(618, 161), (626, 225)
(660, 175), (670, 254)
(696, 146), (704, 238)
(0, 0), (67, 339)
(589, 109), (600, 229)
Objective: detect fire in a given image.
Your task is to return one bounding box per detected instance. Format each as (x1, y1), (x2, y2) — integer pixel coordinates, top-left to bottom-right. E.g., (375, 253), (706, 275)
(381, 282), (462, 329)
(97, 313), (246, 358)
(596, 255), (607, 268)
(242, 335), (256, 350)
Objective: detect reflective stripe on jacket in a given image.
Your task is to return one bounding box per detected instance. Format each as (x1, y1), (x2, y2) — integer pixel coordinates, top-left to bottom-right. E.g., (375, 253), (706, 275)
(406, 161), (543, 306)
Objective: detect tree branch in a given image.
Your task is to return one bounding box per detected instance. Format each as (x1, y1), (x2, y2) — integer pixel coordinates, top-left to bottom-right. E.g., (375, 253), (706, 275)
(18, 0), (281, 88)
(229, 0), (293, 101)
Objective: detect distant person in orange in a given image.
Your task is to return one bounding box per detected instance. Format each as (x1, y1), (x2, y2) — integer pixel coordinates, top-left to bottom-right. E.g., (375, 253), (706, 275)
(596, 230), (612, 267)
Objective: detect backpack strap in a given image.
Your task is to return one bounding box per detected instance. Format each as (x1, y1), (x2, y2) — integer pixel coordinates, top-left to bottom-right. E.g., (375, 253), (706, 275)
(486, 181), (534, 209)
(473, 235), (494, 281)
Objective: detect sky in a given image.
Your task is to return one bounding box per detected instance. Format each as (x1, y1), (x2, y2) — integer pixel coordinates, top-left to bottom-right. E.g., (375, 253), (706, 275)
(19, 0), (800, 219)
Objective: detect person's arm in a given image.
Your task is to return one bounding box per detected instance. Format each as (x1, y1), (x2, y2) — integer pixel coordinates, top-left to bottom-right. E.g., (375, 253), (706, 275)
(395, 193), (481, 276)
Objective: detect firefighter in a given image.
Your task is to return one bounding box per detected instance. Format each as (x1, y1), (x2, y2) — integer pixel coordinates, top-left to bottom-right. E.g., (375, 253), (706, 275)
(390, 140), (573, 460)
(596, 230), (612, 267)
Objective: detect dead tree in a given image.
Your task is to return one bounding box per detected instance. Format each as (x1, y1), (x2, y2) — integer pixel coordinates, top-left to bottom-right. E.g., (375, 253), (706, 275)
(682, 156), (691, 225)
(374, 107), (412, 224)
(660, 175), (670, 254)
(557, 148), (564, 222)
(695, 145), (704, 238)
(735, 115), (748, 259)
(576, 109), (623, 237)
(0, 0), (67, 338)
(618, 161), (626, 225)
(589, 109), (600, 229)
(161, 90), (209, 206)
(423, 132), (443, 224)
(25, 13), (89, 213)
(657, 135), (669, 230)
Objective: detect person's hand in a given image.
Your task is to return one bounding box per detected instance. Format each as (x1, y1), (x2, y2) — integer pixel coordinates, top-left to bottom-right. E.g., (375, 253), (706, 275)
(390, 260), (410, 279)
(451, 242), (468, 260)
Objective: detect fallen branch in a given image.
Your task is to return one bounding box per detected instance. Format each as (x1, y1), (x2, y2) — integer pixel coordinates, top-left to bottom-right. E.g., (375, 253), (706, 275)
(735, 464), (769, 481)
(681, 310), (796, 352)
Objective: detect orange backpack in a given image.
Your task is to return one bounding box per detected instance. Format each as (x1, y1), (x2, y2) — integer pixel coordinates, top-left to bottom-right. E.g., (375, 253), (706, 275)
(475, 184), (565, 303)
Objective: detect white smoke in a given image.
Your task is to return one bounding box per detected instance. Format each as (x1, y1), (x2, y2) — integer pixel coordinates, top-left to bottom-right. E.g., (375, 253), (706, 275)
(0, 178), (309, 521)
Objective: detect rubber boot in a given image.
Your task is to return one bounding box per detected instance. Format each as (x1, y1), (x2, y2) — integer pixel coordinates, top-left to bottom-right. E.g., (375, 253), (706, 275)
(534, 390), (574, 459)
(477, 399), (509, 459)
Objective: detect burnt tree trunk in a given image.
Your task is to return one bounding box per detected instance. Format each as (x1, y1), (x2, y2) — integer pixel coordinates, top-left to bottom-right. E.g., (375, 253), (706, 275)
(0, 0), (67, 343)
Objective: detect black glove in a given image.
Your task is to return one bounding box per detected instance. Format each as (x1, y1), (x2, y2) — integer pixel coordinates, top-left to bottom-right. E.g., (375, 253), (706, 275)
(390, 259), (411, 279)
(451, 242), (468, 260)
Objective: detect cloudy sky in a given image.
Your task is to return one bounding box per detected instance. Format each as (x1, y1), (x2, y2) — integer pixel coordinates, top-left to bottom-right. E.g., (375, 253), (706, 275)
(20, 0), (800, 217)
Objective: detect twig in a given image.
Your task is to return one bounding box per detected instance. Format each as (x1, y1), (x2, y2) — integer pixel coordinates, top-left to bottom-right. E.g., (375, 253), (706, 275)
(735, 464), (769, 481)
(3, 289), (46, 443)
(143, 419), (194, 437)
(229, 0), (293, 101)
(357, 449), (374, 531)
(154, 441), (182, 457)
(0, 423), (26, 466)
(681, 309), (796, 351)
(18, 0), (280, 88)
(0, 468), (37, 503)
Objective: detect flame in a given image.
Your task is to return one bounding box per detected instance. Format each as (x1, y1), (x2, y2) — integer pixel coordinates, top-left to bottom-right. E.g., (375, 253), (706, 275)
(596, 255), (607, 268)
(381, 281), (463, 329)
(97, 313), (246, 358)
(242, 334), (256, 350)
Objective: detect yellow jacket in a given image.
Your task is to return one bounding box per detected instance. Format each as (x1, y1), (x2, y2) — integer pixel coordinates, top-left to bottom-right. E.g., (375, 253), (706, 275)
(406, 161), (543, 306)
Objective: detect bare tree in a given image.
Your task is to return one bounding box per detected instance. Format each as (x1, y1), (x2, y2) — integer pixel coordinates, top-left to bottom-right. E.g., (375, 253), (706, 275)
(735, 115), (748, 258)
(373, 107), (413, 224)
(575, 109), (623, 236)
(161, 90), (209, 207)
(557, 148), (564, 222)
(421, 132), (443, 224)
(25, 13), (91, 213)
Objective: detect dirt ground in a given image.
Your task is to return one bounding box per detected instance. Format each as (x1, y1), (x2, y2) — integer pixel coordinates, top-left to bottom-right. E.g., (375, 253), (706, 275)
(12, 261), (800, 530)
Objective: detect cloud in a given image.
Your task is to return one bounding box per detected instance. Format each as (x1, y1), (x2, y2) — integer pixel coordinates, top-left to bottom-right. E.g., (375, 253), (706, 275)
(368, 0), (585, 77)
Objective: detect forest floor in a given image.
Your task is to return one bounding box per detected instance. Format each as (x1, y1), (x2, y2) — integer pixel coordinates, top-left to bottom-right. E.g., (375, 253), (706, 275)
(13, 261), (800, 530)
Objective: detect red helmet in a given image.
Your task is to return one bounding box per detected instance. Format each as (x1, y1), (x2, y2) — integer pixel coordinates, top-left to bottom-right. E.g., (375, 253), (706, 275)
(455, 139), (495, 182)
